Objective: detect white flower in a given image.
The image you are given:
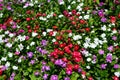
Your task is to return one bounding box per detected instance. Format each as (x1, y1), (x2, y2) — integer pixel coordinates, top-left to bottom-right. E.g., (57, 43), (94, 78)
(85, 37), (91, 42)
(77, 0), (80, 2)
(92, 60), (96, 64)
(42, 32), (46, 36)
(107, 28), (111, 31)
(83, 42), (89, 48)
(29, 3), (34, 6)
(52, 31), (57, 36)
(68, 33), (72, 37)
(32, 32), (38, 37)
(1, 57), (7, 61)
(84, 15), (89, 19)
(9, 33), (14, 38)
(67, 5), (71, 9)
(17, 35), (25, 41)
(79, 16), (82, 19)
(6, 43), (12, 48)
(71, 1), (76, 4)
(5, 31), (9, 34)
(77, 41), (80, 44)
(112, 30), (117, 34)
(89, 43), (97, 48)
(114, 72), (120, 77)
(18, 58), (22, 63)
(52, 39), (56, 42)
(86, 66), (90, 69)
(87, 58), (91, 62)
(12, 66), (18, 70)
(18, 44), (24, 51)
(79, 3), (84, 6)
(91, 26), (94, 28)
(0, 13), (3, 17)
(101, 33), (106, 38)
(58, 15), (64, 18)
(5, 62), (10, 67)
(101, 25), (106, 31)
(30, 42), (35, 46)
(59, 0), (64, 5)
(47, 29), (53, 32)
(27, 46), (30, 49)
(8, 52), (13, 58)
(91, 30), (95, 33)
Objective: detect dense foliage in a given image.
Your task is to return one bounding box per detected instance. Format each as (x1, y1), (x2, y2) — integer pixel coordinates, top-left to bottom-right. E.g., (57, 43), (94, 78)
(0, 0), (120, 80)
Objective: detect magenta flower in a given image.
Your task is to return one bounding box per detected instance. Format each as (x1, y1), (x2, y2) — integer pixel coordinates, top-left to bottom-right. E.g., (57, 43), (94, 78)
(100, 64), (107, 69)
(114, 64), (119, 69)
(106, 53), (112, 63)
(107, 46), (113, 52)
(101, 17), (107, 22)
(98, 49), (104, 55)
(50, 75), (58, 80)
(27, 52), (33, 58)
(34, 71), (40, 76)
(64, 77), (70, 80)
(43, 74), (48, 80)
(112, 36), (117, 41)
(41, 40), (47, 46)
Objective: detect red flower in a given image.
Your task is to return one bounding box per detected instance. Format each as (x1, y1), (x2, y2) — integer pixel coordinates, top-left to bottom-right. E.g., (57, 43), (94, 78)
(110, 16), (116, 23)
(112, 76), (119, 80)
(74, 45), (80, 51)
(80, 20), (86, 24)
(26, 17), (31, 21)
(88, 76), (93, 80)
(85, 27), (90, 32)
(73, 64), (79, 71)
(118, 13), (120, 18)
(74, 57), (81, 62)
(72, 10), (76, 15)
(0, 69), (3, 76)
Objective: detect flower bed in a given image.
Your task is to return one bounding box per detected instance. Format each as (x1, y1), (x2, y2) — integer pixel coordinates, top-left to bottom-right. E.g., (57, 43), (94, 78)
(0, 0), (120, 80)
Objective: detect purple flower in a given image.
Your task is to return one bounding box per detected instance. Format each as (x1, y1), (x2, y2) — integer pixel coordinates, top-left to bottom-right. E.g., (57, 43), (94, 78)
(41, 40), (47, 46)
(50, 75), (58, 80)
(92, 55), (97, 61)
(27, 52), (33, 58)
(47, 0), (50, 2)
(107, 46), (113, 52)
(41, 49), (48, 55)
(112, 36), (117, 41)
(98, 49), (104, 55)
(30, 60), (35, 65)
(11, 72), (16, 77)
(34, 71), (40, 76)
(64, 77), (70, 80)
(100, 64), (107, 69)
(106, 53), (112, 63)
(114, 64), (119, 69)
(55, 59), (64, 66)
(101, 17), (107, 22)
(61, 63), (67, 67)
(9, 77), (14, 80)
(42, 61), (46, 65)
(43, 74), (48, 80)
(92, 10), (97, 14)
(45, 66), (50, 71)
(1, 66), (7, 71)
(78, 68), (82, 73)
(99, 2), (104, 6)
(98, 9), (104, 17)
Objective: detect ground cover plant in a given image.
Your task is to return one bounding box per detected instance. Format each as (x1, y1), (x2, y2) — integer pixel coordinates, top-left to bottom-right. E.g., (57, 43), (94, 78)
(0, 0), (120, 80)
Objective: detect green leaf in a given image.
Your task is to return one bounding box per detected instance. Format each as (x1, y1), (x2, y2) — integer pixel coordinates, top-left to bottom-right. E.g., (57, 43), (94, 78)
(71, 72), (79, 80)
